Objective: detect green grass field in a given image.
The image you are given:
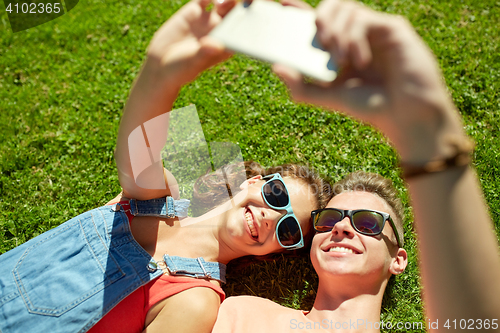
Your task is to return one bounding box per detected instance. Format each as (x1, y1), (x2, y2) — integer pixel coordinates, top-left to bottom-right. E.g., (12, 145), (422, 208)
(1, 0), (499, 331)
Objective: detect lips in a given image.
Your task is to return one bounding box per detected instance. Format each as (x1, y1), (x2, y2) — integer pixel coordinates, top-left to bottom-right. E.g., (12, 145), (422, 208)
(244, 207), (259, 241)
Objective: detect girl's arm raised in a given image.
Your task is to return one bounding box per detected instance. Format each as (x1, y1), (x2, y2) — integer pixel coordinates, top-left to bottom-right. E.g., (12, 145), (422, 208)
(114, 0), (234, 200)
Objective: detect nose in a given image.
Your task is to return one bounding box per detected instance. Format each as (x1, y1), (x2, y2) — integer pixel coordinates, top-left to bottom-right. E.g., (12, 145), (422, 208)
(261, 207), (284, 230)
(329, 217), (356, 240)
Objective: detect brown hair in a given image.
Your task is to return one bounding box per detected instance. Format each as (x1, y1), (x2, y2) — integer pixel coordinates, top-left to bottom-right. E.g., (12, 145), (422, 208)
(332, 171), (405, 247)
(193, 161), (332, 219)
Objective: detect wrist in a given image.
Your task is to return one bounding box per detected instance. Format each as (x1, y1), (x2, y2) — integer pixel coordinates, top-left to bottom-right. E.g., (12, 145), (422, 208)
(396, 99), (474, 179)
(141, 56), (183, 94)
(399, 136), (473, 179)
(396, 99), (468, 164)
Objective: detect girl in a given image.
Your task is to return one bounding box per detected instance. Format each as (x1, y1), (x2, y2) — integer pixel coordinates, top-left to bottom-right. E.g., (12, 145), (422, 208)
(0, 0), (332, 332)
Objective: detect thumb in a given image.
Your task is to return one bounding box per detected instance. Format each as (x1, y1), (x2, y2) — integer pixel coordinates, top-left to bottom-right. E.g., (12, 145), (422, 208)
(273, 63), (336, 107)
(174, 37), (231, 78)
(161, 37), (231, 86)
(199, 36), (227, 56)
(273, 64), (387, 119)
(198, 36), (233, 65)
(272, 64), (307, 100)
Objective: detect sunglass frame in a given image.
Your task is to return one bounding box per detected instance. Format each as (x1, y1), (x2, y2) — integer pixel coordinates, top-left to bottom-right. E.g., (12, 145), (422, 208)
(261, 173), (304, 250)
(311, 208), (402, 248)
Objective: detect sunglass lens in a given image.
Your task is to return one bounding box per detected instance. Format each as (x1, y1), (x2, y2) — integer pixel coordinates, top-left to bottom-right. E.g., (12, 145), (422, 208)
(314, 209), (343, 232)
(352, 211), (383, 234)
(277, 216), (301, 246)
(263, 180), (289, 208)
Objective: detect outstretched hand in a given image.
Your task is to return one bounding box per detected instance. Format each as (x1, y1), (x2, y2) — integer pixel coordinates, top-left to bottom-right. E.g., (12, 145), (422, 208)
(146, 0), (236, 89)
(274, 0), (465, 163)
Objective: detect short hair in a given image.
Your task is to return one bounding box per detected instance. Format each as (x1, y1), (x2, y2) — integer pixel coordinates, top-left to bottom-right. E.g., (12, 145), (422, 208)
(332, 171), (405, 247)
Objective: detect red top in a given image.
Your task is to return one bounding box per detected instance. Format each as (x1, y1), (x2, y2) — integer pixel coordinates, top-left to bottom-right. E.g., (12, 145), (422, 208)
(88, 202), (225, 333)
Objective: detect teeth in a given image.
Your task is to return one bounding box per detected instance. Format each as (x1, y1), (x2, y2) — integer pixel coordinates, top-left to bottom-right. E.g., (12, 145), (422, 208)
(329, 247), (355, 254)
(245, 212), (257, 238)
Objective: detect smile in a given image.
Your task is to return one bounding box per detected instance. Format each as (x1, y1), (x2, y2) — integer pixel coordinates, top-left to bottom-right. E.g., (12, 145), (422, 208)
(328, 247), (355, 254)
(244, 207), (259, 240)
(323, 244), (361, 255)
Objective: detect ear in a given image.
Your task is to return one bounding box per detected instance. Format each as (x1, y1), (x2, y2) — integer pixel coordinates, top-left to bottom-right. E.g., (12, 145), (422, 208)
(239, 175), (263, 190)
(389, 248), (408, 275)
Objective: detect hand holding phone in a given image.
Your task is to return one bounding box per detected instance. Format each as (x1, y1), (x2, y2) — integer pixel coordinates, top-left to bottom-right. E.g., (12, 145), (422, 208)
(209, 0), (337, 82)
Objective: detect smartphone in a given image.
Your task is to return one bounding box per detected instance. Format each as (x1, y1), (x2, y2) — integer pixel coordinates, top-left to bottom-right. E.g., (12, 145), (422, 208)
(209, 1), (337, 82)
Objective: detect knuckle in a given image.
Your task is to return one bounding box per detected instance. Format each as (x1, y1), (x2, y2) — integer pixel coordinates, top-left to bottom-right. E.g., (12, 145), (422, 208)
(323, 32), (342, 50)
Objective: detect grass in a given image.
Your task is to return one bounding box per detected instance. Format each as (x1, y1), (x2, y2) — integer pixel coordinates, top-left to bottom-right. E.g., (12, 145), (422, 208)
(0, 0), (499, 331)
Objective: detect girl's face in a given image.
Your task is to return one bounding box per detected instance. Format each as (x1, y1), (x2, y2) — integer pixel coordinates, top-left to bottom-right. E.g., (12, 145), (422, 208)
(310, 191), (407, 284)
(222, 176), (317, 257)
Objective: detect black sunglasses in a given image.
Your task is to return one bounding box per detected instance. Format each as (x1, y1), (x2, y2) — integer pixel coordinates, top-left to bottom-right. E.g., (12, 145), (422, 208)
(261, 173), (304, 250)
(311, 208), (402, 248)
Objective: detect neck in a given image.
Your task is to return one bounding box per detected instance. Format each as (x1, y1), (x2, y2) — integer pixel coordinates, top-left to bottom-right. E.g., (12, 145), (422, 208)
(307, 275), (387, 333)
(174, 199), (243, 264)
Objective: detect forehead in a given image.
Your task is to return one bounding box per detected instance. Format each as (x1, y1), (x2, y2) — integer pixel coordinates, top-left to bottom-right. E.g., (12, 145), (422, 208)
(281, 177), (317, 222)
(326, 191), (392, 215)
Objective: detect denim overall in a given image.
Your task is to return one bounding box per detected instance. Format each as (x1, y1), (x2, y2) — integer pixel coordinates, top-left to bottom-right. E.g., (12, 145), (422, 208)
(0, 198), (226, 333)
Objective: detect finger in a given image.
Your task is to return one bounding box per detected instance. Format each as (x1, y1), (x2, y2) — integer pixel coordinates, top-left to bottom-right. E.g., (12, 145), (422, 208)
(330, 3), (358, 65)
(280, 0), (313, 10)
(273, 64), (304, 91)
(273, 64), (330, 105)
(214, 0), (237, 17)
(197, 0), (212, 9)
(316, 1), (357, 66)
(346, 9), (372, 70)
(315, 0), (342, 40)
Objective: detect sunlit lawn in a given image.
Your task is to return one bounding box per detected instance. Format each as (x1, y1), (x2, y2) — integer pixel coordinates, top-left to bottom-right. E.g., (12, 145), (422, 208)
(1, 0), (499, 331)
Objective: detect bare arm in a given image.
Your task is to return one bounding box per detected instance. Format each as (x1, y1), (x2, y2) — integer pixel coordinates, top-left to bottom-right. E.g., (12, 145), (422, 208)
(114, 60), (178, 200)
(274, 0), (500, 327)
(143, 287), (220, 333)
(409, 160), (500, 322)
(115, 0), (234, 200)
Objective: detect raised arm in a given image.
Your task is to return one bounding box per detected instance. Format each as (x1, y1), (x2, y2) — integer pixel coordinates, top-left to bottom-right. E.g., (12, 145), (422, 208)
(274, 0), (500, 327)
(114, 0), (234, 200)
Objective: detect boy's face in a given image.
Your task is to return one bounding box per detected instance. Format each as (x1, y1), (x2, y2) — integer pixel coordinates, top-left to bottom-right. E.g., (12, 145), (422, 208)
(310, 191), (406, 286)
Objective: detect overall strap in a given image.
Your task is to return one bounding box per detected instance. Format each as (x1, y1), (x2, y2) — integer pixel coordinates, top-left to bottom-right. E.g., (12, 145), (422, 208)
(128, 197), (227, 283)
(129, 197), (190, 218)
(146, 255), (227, 284)
(164, 254), (227, 284)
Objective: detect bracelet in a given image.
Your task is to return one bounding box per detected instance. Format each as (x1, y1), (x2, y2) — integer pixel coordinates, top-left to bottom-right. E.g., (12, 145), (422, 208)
(400, 136), (474, 179)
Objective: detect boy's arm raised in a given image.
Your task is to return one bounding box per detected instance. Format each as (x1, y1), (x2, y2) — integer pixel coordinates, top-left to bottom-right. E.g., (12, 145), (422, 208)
(275, 0), (500, 326)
